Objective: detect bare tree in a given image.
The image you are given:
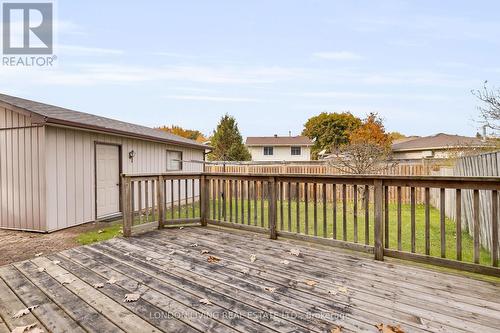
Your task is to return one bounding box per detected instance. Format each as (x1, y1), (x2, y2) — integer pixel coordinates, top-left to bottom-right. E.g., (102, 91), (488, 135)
(472, 81), (500, 133)
(328, 143), (395, 174)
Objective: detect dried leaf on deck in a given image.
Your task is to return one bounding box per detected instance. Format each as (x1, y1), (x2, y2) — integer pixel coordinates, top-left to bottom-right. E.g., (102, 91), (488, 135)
(190, 243), (199, 247)
(289, 248), (301, 257)
(37, 267), (45, 273)
(93, 283), (104, 289)
(264, 287), (276, 293)
(11, 323), (40, 333)
(207, 256), (221, 263)
(280, 259), (290, 265)
(179, 227), (184, 230)
(61, 277), (74, 285)
(249, 254), (257, 263)
(167, 250), (176, 255)
(124, 252), (131, 256)
(12, 305), (38, 319)
(52, 260), (61, 265)
(145, 257), (152, 261)
(241, 267), (250, 274)
(124, 293), (140, 302)
(331, 326), (342, 333)
(106, 277), (118, 284)
(201, 250), (209, 255)
(338, 286), (348, 294)
(199, 298), (212, 305)
(97, 229), (104, 234)
(375, 323), (405, 333)
(34, 253), (43, 257)
(304, 280), (317, 287)
(327, 289), (338, 296)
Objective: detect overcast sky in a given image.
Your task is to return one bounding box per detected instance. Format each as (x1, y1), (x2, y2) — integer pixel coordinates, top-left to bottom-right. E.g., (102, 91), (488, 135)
(2, 0), (500, 137)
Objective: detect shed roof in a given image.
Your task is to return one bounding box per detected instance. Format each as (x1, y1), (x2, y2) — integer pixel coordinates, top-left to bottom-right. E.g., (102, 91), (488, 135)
(392, 133), (485, 151)
(246, 136), (313, 146)
(0, 93), (209, 150)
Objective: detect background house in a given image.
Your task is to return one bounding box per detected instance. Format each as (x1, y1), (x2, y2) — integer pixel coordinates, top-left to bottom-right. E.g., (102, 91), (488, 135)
(0, 94), (208, 232)
(391, 133), (488, 160)
(245, 135), (313, 161)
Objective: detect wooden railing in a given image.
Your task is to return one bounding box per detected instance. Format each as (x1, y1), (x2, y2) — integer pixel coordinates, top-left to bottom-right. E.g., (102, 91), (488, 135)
(121, 172), (500, 277)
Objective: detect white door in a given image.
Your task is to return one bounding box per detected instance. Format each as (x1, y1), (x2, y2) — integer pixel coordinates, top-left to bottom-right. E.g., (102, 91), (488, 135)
(96, 144), (120, 218)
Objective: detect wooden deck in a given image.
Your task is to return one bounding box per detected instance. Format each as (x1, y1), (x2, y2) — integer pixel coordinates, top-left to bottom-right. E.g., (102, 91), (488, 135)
(1, 227), (500, 333)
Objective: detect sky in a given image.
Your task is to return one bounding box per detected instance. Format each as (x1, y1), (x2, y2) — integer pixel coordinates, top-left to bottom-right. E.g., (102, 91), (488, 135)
(1, 0), (500, 138)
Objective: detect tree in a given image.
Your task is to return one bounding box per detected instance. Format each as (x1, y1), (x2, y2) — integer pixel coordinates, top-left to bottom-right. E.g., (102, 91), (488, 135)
(329, 113), (393, 174)
(302, 112), (362, 159)
(157, 125), (207, 142)
(472, 81), (500, 133)
(388, 131), (406, 141)
(208, 114), (251, 161)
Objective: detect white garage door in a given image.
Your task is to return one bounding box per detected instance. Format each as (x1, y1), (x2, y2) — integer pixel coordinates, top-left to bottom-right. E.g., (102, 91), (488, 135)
(96, 144), (120, 218)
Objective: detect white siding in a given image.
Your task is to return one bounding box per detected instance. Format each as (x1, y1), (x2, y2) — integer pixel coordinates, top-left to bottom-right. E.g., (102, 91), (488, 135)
(249, 145), (311, 161)
(44, 126), (204, 232)
(0, 106), (46, 231)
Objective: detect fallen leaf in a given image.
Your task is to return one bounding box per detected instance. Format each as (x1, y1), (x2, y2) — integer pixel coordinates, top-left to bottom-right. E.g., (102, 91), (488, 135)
(12, 305), (38, 319)
(327, 289), (338, 296)
(304, 280), (317, 287)
(200, 250), (209, 254)
(106, 277), (117, 284)
(249, 254), (257, 263)
(124, 252), (130, 256)
(280, 259), (290, 265)
(338, 286), (348, 294)
(93, 283), (104, 289)
(331, 326), (342, 333)
(34, 253), (43, 257)
(124, 293), (140, 302)
(61, 277), (74, 285)
(190, 243), (199, 247)
(145, 257), (152, 261)
(97, 229), (104, 234)
(199, 298), (212, 305)
(241, 267), (250, 274)
(179, 227), (184, 230)
(118, 230), (123, 234)
(37, 267), (45, 273)
(289, 249), (301, 257)
(167, 250), (176, 255)
(207, 256), (220, 263)
(11, 323), (39, 333)
(264, 287), (276, 293)
(375, 323), (405, 333)
(52, 260), (61, 265)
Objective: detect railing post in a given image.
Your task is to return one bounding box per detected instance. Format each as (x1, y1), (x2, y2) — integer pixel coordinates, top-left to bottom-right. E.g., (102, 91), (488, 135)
(157, 175), (165, 229)
(121, 175), (132, 237)
(374, 179), (384, 261)
(268, 176), (277, 240)
(200, 175), (209, 226)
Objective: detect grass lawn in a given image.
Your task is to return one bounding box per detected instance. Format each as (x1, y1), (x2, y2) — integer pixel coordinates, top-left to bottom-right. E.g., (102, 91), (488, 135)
(75, 220), (123, 245)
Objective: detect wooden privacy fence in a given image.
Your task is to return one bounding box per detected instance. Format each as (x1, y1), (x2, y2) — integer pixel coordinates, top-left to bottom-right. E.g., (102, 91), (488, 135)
(431, 152), (499, 252)
(121, 172), (500, 277)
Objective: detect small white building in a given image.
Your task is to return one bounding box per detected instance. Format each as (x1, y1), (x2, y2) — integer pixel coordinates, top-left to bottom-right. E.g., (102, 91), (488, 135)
(245, 135), (313, 161)
(0, 93), (208, 232)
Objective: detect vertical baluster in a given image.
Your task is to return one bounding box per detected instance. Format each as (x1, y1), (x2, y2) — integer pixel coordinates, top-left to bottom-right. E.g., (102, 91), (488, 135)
(122, 177), (132, 237)
(254, 180), (258, 226)
(260, 181), (264, 227)
(456, 189), (462, 261)
(364, 185), (369, 245)
(440, 188), (446, 259)
(185, 179), (189, 219)
(247, 180), (251, 225)
(384, 186), (389, 248)
(192, 178), (196, 218)
(152, 179), (156, 221)
(287, 182), (292, 232)
(425, 187), (430, 255)
(313, 183), (318, 236)
(171, 179), (174, 220)
(280, 181), (284, 230)
(353, 185), (358, 243)
(492, 190), (498, 267)
(212, 179), (216, 220)
(473, 189), (480, 264)
(229, 179), (233, 222)
(268, 177), (277, 240)
(296, 182), (300, 233)
(241, 180), (245, 224)
(397, 186), (402, 251)
(411, 187), (416, 253)
(332, 184), (337, 239)
(145, 180), (150, 223)
(342, 184), (347, 241)
(138, 180), (142, 224)
(304, 183), (309, 235)
(322, 183), (327, 238)
(178, 179), (182, 219)
(235, 179), (239, 223)
(223, 178), (227, 222)
(374, 180), (384, 261)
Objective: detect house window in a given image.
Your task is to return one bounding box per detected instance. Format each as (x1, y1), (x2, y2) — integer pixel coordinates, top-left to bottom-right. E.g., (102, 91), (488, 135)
(291, 146), (301, 155)
(166, 150), (183, 171)
(263, 146), (274, 155)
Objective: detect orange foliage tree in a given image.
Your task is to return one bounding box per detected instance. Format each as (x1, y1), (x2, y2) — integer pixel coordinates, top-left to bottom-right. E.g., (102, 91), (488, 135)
(156, 125), (207, 143)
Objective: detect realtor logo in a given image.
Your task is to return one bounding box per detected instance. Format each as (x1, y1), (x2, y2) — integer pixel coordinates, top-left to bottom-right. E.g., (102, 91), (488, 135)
(2, 2), (53, 54)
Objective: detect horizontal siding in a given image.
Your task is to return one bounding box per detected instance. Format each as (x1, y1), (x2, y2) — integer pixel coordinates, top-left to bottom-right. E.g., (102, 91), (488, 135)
(45, 126), (204, 231)
(0, 106), (46, 231)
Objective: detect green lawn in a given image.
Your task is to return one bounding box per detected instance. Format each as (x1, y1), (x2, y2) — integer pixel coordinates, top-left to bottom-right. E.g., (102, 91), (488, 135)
(210, 198), (492, 266)
(76, 221), (123, 245)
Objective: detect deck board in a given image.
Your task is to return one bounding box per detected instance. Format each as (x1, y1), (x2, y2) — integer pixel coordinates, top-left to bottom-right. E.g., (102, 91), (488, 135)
(1, 226), (499, 333)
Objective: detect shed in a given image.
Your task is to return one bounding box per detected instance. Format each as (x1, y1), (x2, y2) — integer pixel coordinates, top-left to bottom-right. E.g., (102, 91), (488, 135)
(0, 93), (209, 232)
